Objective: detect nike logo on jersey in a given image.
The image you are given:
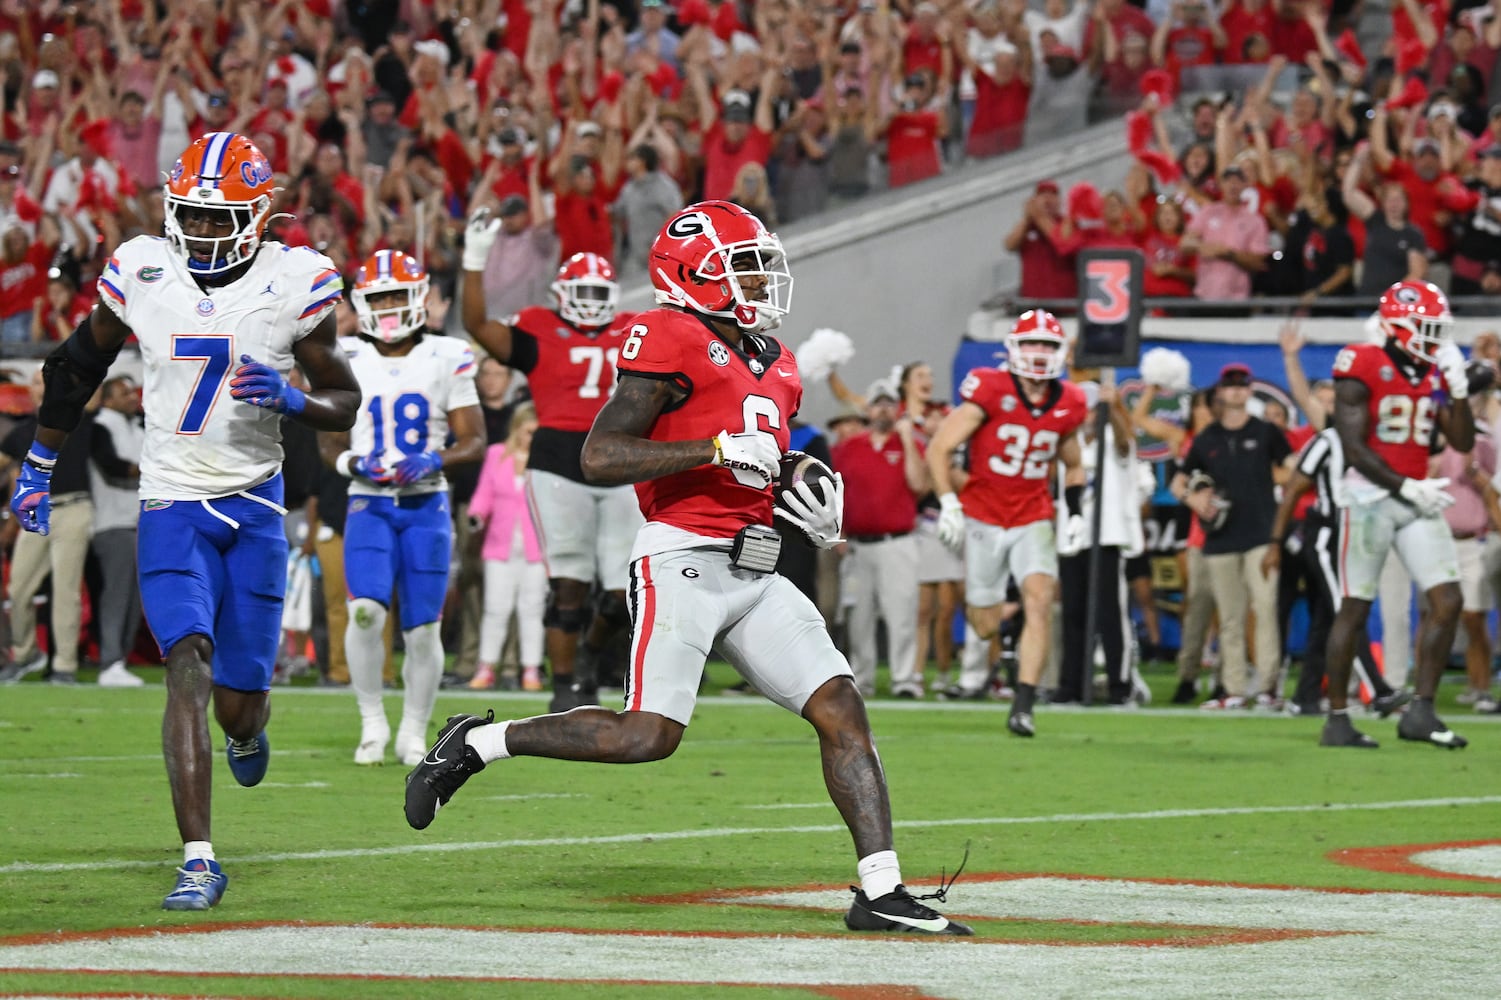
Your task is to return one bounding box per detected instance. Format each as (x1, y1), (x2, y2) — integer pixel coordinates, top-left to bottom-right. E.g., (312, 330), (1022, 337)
(778, 369), (794, 377)
(870, 909), (951, 932)
(1055, 409), (1069, 416)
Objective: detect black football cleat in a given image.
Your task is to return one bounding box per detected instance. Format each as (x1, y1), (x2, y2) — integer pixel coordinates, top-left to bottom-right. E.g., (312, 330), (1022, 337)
(1007, 709), (1035, 738)
(1319, 714), (1378, 748)
(846, 885), (972, 936)
(1370, 689), (1412, 719)
(404, 711), (494, 830)
(1170, 679), (1198, 704)
(1397, 699), (1468, 749)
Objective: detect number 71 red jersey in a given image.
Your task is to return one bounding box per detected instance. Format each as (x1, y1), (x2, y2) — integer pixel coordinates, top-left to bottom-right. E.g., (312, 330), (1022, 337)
(957, 367), (1087, 529)
(511, 305), (636, 432)
(1332, 342), (1441, 481)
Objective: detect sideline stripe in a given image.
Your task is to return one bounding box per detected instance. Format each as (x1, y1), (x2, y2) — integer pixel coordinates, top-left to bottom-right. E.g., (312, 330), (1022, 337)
(5, 795), (1500, 876)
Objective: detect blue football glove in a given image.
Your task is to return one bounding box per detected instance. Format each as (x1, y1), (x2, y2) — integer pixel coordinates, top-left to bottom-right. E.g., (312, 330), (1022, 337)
(229, 355), (306, 415)
(9, 444), (57, 535)
(392, 451), (443, 486)
(354, 451), (394, 484)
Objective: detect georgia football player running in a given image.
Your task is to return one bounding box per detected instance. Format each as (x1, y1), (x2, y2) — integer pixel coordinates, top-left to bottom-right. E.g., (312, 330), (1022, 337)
(321, 250), (484, 766)
(926, 309), (1088, 738)
(1322, 280), (1472, 749)
(8, 132), (360, 910)
(460, 244), (644, 711)
(405, 200), (970, 937)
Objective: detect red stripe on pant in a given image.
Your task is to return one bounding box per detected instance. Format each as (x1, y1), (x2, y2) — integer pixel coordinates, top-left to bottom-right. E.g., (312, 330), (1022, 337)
(629, 556), (654, 711)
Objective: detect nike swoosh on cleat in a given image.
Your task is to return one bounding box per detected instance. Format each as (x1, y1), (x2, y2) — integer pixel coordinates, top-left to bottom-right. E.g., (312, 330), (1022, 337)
(1429, 730), (1464, 745)
(873, 911), (950, 932)
(421, 723), (468, 768)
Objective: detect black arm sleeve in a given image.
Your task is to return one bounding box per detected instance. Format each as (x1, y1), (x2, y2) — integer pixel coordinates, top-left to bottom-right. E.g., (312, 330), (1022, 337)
(38, 314), (123, 432)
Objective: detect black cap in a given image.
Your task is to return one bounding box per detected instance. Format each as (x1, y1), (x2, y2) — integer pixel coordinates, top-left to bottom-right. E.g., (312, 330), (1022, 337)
(367, 90), (396, 106)
(497, 194), (528, 217)
(497, 126), (523, 145)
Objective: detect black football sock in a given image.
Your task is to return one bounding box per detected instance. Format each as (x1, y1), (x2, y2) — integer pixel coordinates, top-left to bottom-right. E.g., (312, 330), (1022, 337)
(1014, 683), (1037, 714)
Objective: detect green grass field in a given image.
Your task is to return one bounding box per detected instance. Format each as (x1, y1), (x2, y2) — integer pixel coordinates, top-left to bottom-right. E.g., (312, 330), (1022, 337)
(2, 662), (1500, 999)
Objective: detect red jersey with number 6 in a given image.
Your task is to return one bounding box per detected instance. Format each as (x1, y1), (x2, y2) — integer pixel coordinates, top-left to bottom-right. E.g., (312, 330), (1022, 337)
(614, 308), (800, 537)
(958, 367), (1088, 528)
(1332, 342), (1441, 481)
(508, 305), (636, 432)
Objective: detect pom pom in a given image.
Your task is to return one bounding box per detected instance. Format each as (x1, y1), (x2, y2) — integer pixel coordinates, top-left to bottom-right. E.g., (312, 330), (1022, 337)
(794, 328), (856, 382)
(1139, 347), (1192, 392)
(1067, 182), (1104, 221)
(1140, 68), (1175, 107)
(1364, 311), (1386, 344)
(1386, 75), (1429, 110)
(1135, 149), (1182, 186)
(1335, 29), (1367, 70)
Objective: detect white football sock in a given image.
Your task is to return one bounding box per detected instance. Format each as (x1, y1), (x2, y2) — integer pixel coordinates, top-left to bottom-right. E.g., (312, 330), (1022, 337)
(184, 841), (215, 865)
(857, 850), (902, 900)
(466, 720), (513, 763)
(399, 621), (444, 737)
(346, 598), (389, 726)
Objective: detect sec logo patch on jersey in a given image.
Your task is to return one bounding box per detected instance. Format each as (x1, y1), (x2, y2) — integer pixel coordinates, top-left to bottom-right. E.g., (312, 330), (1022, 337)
(708, 342), (730, 366)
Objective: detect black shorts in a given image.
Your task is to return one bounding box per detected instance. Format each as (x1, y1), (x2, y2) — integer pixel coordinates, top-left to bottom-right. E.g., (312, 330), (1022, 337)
(1125, 553), (1153, 582)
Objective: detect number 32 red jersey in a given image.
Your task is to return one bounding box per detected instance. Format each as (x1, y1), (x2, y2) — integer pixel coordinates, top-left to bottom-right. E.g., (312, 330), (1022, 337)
(615, 308), (800, 538)
(958, 367), (1087, 529)
(1332, 342), (1441, 481)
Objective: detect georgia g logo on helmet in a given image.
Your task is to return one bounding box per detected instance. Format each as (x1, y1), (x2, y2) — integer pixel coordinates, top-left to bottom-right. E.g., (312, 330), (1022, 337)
(647, 201), (793, 333)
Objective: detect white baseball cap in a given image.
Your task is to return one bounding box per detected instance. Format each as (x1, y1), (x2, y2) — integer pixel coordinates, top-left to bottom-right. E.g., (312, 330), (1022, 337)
(32, 69), (60, 90)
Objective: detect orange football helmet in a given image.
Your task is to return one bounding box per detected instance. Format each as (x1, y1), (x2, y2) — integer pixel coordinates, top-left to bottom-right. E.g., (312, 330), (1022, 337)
(551, 252), (619, 329)
(163, 132), (276, 275)
(352, 250), (430, 343)
(649, 201), (792, 332)
(1006, 309), (1069, 380)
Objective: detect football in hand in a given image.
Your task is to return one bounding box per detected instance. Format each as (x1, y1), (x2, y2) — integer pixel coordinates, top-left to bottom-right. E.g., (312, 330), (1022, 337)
(775, 451), (836, 507)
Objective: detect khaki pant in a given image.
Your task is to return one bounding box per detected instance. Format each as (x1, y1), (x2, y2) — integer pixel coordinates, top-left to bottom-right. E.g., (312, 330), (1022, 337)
(1176, 547), (1216, 683)
(1204, 545), (1280, 698)
(9, 496), (93, 675)
(845, 535), (921, 695)
(451, 501), (483, 677)
(316, 532), (393, 684)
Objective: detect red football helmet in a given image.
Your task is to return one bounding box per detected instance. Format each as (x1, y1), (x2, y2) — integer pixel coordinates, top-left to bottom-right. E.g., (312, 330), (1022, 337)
(1006, 309), (1069, 380)
(551, 252), (619, 329)
(163, 132), (277, 275)
(1378, 279), (1451, 363)
(649, 201), (792, 332)
(351, 250), (430, 343)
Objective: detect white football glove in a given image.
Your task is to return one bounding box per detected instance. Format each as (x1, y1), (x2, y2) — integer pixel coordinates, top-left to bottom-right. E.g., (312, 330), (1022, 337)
(712, 430), (780, 488)
(936, 493), (966, 552)
(462, 207), (503, 272)
(1436, 341), (1468, 400)
(1058, 513), (1086, 556)
(776, 472), (845, 549)
(1399, 476), (1455, 517)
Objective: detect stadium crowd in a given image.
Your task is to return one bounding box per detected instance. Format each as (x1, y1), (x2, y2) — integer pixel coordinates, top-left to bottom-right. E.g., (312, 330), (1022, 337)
(6, 0), (1501, 721)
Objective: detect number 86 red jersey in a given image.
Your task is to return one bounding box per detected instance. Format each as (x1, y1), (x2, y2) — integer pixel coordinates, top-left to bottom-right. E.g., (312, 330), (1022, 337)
(957, 367), (1088, 529)
(1332, 343), (1442, 482)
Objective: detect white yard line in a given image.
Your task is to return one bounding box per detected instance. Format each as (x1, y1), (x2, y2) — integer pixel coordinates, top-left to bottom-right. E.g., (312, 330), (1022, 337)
(4, 795), (1500, 876)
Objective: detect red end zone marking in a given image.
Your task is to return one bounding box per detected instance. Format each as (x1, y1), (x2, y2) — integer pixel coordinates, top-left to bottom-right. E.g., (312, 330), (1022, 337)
(1331, 840), (1501, 884)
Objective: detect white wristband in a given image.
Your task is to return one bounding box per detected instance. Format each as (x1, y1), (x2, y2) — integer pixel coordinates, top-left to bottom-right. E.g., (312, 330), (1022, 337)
(336, 450), (358, 478)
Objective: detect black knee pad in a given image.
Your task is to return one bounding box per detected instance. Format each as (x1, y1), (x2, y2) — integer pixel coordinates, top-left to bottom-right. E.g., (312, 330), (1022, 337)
(544, 584), (589, 633)
(595, 590), (631, 631)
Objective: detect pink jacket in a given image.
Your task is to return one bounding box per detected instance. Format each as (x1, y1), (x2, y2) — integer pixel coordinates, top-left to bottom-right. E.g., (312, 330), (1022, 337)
(468, 445), (544, 563)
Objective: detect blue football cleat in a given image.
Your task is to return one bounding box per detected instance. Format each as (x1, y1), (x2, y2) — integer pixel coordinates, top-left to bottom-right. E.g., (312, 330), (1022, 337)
(225, 731), (270, 787)
(162, 859), (228, 911)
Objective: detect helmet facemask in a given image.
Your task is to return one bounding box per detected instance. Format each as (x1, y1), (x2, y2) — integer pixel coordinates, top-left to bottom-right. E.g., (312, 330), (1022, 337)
(163, 194), (271, 276)
(653, 235), (794, 332)
(553, 275), (619, 328)
(1008, 336), (1068, 380)
(1387, 313), (1451, 365)
(353, 280), (429, 344)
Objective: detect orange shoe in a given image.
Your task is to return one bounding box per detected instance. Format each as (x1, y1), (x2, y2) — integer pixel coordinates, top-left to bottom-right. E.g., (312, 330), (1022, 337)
(521, 666), (543, 691)
(468, 665), (496, 690)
